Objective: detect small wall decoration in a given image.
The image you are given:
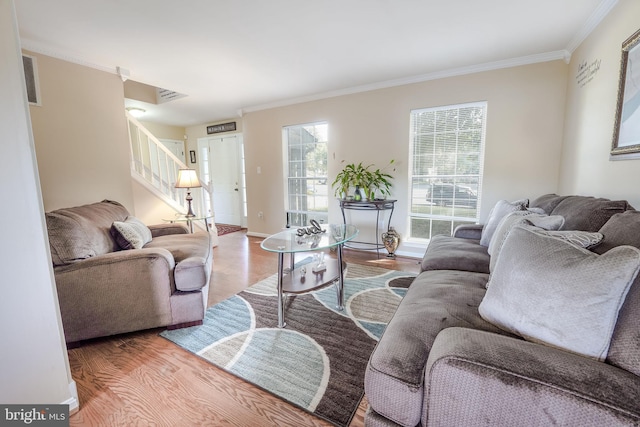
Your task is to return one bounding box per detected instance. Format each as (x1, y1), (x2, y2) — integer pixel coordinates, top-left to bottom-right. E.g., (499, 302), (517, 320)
(575, 59), (601, 88)
(611, 28), (640, 159)
(189, 150), (196, 163)
(206, 122), (236, 134)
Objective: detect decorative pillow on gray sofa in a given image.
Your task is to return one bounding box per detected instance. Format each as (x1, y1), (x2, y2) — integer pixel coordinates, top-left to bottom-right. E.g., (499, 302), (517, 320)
(111, 216), (153, 250)
(479, 199), (528, 247)
(479, 224), (640, 360)
(487, 211), (565, 272)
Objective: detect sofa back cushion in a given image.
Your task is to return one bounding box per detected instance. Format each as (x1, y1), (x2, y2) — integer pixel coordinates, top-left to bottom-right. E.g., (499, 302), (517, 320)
(593, 210), (640, 255)
(529, 193), (569, 214)
(546, 195), (631, 232)
(46, 200), (129, 265)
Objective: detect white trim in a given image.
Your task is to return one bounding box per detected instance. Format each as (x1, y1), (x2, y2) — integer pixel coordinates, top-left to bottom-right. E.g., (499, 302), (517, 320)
(241, 51), (568, 114)
(246, 231), (270, 238)
(63, 380), (79, 414)
(565, 0), (619, 54)
(394, 241), (427, 260)
(20, 39), (118, 75)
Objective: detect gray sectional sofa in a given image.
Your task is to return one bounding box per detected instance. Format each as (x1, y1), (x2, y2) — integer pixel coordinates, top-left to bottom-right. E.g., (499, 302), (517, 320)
(365, 194), (640, 426)
(46, 200), (213, 344)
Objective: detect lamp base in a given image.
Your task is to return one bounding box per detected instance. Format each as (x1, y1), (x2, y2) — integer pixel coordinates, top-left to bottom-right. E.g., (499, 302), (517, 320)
(185, 191), (196, 217)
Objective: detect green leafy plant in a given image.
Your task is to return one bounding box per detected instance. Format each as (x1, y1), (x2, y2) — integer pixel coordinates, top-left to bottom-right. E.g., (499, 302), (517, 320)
(367, 163), (394, 199)
(332, 160), (395, 200)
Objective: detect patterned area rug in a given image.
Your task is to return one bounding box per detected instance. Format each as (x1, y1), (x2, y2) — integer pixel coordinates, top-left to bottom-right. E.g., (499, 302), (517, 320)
(215, 223), (243, 236)
(161, 263), (415, 426)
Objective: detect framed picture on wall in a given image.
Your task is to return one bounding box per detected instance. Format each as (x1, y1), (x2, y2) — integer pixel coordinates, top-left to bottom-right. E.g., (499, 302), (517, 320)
(190, 150), (196, 163)
(611, 28), (640, 159)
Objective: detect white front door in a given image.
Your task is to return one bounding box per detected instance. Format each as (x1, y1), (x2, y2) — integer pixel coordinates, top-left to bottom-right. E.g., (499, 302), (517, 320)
(198, 135), (244, 226)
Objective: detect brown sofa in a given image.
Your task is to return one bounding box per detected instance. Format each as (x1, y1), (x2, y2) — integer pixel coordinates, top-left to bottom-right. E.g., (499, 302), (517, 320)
(46, 200), (213, 344)
(365, 194), (640, 426)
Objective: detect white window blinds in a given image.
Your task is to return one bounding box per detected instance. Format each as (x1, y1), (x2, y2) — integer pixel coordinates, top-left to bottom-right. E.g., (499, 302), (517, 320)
(409, 102), (487, 240)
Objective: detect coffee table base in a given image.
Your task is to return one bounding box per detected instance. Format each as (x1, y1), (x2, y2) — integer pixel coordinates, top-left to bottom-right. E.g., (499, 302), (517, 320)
(276, 244), (346, 328)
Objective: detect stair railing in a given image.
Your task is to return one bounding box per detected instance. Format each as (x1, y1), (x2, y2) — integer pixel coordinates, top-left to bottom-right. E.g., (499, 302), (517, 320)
(126, 112), (213, 223)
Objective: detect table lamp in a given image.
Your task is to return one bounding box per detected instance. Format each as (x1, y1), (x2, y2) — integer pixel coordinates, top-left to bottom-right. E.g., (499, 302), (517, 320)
(175, 169), (201, 217)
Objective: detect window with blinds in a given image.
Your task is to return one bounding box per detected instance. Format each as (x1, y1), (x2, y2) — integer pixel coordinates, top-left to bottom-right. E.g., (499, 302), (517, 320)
(284, 122), (328, 227)
(409, 102), (487, 240)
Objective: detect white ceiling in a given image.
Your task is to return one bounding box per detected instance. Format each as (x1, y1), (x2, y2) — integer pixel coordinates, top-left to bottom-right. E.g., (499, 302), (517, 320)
(15, 0), (615, 127)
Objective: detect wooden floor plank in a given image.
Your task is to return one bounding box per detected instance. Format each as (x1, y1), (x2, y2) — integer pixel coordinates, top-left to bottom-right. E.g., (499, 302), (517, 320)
(68, 231), (421, 426)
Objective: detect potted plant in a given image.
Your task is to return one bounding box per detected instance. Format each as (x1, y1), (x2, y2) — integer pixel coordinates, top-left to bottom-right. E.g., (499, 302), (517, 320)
(332, 162), (369, 200)
(366, 162), (394, 200)
(332, 160), (394, 201)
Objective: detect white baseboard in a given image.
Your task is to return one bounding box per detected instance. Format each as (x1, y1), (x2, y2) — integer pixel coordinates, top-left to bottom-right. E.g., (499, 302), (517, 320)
(63, 380), (79, 415)
(394, 241), (427, 259)
(246, 231), (270, 238)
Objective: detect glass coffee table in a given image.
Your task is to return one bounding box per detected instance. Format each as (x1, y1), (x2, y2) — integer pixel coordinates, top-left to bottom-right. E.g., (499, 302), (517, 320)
(260, 224), (358, 328)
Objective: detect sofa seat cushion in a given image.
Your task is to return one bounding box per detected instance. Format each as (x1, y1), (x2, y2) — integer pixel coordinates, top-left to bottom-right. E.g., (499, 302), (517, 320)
(144, 231), (212, 291)
(421, 235), (489, 274)
(365, 270), (515, 427)
(46, 200), (129, 265)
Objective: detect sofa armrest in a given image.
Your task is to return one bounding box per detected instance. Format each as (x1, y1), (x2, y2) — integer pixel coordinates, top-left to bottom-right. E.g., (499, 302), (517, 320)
(423, 327), (640, 426)
(148, 223), (189, 237)
(53, 248), (176, 342)
(452, 223), (483, 239)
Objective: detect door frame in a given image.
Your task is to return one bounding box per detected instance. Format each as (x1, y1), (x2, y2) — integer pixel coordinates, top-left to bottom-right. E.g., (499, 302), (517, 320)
(197, 133), (247, 228)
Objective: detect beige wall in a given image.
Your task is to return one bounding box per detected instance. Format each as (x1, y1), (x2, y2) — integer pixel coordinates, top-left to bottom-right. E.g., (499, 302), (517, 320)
(185, 118), (243, 168)
(559, 0), (640, 208)
(140, 120), (186, 142)
(1, 0), (76, 408)
(243, 60), (569, 243)
(27, 51), (134, 212)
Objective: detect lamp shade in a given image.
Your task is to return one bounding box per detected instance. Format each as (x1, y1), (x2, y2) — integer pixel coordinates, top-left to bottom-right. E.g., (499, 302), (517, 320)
(175, 169), (201, 188)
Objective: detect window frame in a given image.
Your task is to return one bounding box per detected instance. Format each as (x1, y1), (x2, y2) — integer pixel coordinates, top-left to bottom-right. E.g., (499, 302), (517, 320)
(282, 121), (329, 227)
(408, 101), (487, 242)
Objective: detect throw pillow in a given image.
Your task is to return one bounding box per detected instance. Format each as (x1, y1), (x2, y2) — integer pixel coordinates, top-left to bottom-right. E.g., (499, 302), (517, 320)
(479, 224), (640, 360)
(487, 211), (565, 272)
(593, 210), (640, 255)
(531, 229), (603, 249)
(111, 216), (153, 250)
(479, 199), (529, 247)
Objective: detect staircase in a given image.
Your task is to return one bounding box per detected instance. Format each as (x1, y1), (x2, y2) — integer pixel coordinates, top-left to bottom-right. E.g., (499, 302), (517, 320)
(126, 112), (214, 233)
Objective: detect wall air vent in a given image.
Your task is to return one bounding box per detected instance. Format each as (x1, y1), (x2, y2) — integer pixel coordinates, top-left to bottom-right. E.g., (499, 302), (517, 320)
(156, 88), (187, 104)
(22, 54), (41, 105)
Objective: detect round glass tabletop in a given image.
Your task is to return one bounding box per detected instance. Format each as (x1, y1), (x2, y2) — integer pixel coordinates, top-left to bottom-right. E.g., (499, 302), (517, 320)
(260, 224), (358, 253)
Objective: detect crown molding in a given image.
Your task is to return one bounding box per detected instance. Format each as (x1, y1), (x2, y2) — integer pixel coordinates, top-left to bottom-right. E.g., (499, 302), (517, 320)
(19, 38), (118, 75)
(565, 0), (618, 53)
(241, 50), (569, 114)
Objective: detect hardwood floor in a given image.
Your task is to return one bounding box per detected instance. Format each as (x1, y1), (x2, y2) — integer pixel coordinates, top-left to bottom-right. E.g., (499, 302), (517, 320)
(67, 230), (421, 426)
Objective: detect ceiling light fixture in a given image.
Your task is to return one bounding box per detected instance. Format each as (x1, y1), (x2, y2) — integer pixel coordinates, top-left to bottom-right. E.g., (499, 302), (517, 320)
(126, 107), (146, 118)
